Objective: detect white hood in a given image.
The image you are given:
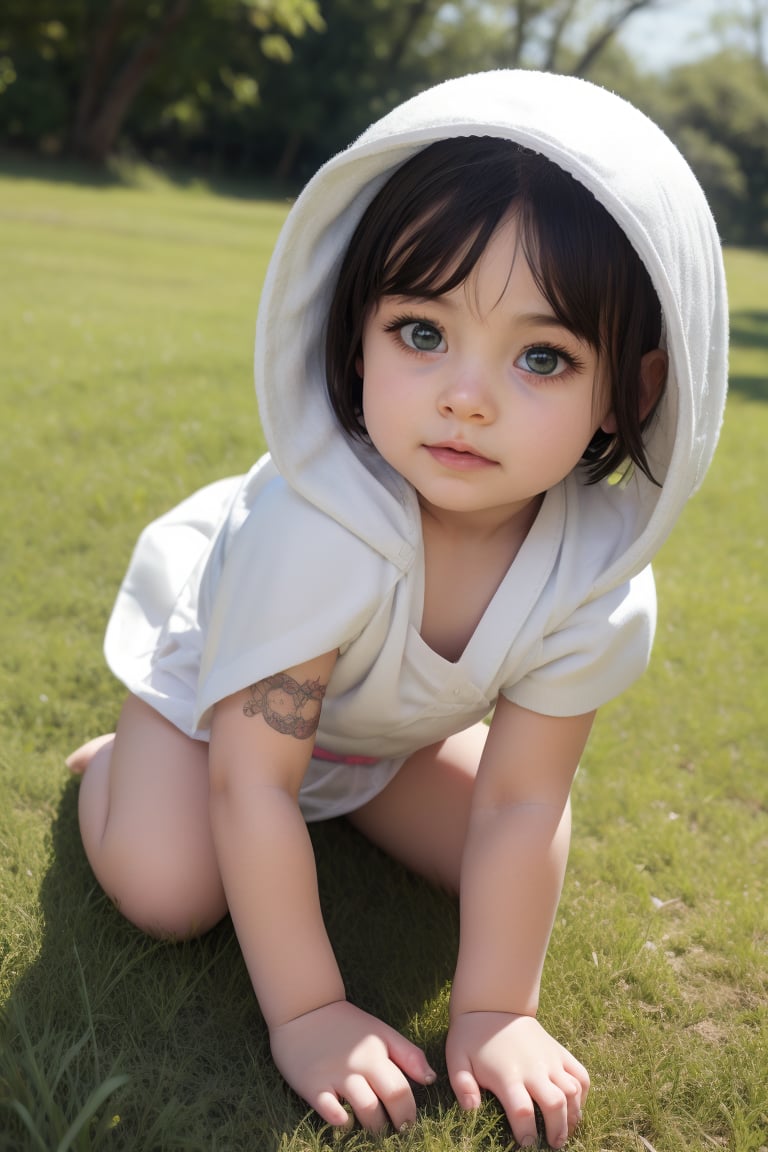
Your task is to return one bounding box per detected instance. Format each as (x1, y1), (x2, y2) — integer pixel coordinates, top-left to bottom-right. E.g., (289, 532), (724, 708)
(254, 69), (728, 595)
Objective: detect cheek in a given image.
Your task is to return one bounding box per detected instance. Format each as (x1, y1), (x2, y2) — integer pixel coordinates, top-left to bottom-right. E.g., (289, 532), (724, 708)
(361, 363), (414, 458)
(360, 376), (384, 441)
(551, 381), (607, 449)
(527, 392), (602, 470)
(360, 392), (395, 465)
(592, 371), (613, 432)
(360, 343), (406, 421)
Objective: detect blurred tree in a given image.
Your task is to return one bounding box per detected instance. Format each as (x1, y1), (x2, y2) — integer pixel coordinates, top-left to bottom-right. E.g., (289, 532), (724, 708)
(710, 0), (767, 71)
(73, 0), (191, 160)
(250, 0), (663, 181)
(1, 0), (765, 245)
(660, 51), (768, 244)
(0, 0), (323, 160)
(0, 0), (661, 168)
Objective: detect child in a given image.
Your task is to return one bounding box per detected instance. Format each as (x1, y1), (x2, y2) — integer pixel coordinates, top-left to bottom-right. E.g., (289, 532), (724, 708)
(69, 70), (728, 1148)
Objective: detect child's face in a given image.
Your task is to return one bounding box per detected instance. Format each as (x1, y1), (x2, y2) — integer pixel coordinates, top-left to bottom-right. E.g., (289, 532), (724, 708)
(358, 213), (609, 526)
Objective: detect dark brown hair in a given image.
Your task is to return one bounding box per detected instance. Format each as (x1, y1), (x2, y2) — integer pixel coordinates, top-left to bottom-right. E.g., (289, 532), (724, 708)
(325, 136), (664, 485)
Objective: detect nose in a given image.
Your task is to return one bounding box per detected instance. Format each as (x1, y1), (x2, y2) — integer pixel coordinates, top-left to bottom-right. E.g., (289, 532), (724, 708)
(437, 367), (497, 424)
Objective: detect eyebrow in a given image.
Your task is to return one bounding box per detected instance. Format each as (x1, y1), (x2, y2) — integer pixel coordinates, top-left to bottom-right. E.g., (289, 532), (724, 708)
(386, 295), (574, 333)
(516, 311), (570, 328)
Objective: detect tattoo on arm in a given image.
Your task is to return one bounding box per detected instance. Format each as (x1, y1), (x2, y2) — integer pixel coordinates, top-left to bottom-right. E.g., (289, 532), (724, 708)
(243, 673), (327, 739)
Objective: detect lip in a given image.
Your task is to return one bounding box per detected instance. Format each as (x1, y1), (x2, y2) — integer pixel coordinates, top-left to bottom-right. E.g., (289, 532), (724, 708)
(425, 441), (498, 470)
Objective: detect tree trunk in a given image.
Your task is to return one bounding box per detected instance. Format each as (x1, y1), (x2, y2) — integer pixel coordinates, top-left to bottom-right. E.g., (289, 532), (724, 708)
(384, 0), (440, 72)
(512, 0), (534, 67)
(571, 0), (657, 78)
(275, 128), (303, 182)
(74, 0), (128, 155)
(749, 0), (767, 72)
(542, 0), (579, 73)
(76, 0), (191, 162)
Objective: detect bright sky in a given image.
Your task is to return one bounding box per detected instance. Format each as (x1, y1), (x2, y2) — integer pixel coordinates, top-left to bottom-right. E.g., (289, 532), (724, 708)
(617, 0), (764, 71)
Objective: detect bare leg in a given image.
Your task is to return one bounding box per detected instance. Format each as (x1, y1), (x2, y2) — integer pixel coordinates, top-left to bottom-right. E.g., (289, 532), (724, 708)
(75, 695), (227, 938)
(67, 733), (115, 775)
(348, 723), (488, 894)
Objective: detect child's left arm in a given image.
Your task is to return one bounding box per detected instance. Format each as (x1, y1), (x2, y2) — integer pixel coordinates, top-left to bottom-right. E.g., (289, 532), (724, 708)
(446, 698), (594, 1150)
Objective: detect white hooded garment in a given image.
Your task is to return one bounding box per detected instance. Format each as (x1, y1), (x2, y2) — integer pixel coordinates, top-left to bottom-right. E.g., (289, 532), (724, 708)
(105, 70), (728, 819)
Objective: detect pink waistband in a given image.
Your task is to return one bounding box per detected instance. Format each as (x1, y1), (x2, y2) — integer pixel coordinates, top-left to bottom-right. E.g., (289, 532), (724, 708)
(312, 744), (380, 767)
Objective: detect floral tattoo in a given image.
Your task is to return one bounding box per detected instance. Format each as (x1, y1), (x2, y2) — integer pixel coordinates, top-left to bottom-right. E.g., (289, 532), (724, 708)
(243, 673), (326, 739)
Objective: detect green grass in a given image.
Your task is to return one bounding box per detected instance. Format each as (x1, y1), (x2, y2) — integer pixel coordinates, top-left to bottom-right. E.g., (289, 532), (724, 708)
(1, 160), (766, 1152)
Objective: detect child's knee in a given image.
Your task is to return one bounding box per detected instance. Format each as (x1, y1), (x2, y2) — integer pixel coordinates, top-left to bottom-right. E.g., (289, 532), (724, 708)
(103, 840), (226, 938)
(83, 812), (225, 938)
(118, 888), (226, 940)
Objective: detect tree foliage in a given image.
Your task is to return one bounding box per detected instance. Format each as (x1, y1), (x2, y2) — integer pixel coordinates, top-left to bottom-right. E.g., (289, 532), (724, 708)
(0, 0), (324, 160)
(0, 0), (766, 245)
(660, 53), (768, 245)
(245, 0), (666, 180)
(0, 0), (662, 168)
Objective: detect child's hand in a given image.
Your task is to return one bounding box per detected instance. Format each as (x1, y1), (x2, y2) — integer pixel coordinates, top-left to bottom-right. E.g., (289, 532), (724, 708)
(269, 1000), (436, 1132)
(446, 1011), (589, 1148)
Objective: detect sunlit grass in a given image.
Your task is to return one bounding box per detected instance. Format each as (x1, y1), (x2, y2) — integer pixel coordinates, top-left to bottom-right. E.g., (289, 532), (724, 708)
(1, 161), (766, 1151)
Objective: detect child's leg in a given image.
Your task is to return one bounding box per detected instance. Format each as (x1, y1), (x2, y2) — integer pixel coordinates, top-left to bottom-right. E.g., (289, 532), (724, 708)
(347, 723), (488, 894)
(74, 694), (227, 938)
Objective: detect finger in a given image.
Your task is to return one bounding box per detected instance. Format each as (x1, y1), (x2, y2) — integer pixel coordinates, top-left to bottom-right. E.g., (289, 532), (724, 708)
(561, 1051), (590, 1134)
(497, 1082), (539, 1149)
(313, 1089), (353, 1129)
(445, 1034), (481, 1109)
(366, 1065), (418, 1132)
(341, 1073), (390, 1133)
(563, 1051), (591, 1100)
(523, 1077), (568, 1150)
(380, 1022), (437, 1085)
(551, 1070), (585, 1134)
(448, 1065), (482, 1111)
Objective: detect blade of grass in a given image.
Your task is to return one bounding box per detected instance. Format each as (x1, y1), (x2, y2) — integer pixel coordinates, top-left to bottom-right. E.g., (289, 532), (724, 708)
(54, 1073), (130, 1152)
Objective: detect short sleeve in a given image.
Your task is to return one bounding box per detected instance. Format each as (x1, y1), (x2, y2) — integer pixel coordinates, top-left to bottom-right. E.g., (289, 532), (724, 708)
(503, 564), (656, 717)
(195, 481), (395, 730)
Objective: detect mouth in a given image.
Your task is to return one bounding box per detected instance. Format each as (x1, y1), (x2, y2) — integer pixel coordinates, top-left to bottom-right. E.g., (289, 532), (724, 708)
(424, 441), (498, 470)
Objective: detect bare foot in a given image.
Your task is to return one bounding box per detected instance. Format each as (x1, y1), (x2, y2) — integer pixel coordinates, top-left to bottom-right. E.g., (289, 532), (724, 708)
(66, 733), (115, 774)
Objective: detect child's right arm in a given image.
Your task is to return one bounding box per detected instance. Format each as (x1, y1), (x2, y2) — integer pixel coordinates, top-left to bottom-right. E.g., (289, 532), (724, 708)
(208, 654), (435, 1132)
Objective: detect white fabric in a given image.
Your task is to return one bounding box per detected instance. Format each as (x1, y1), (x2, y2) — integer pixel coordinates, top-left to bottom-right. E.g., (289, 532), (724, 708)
(104, 70), (728, 820)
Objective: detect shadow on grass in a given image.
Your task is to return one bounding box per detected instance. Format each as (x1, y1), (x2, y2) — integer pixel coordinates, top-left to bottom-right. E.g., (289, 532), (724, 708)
(729, 374), (768, 402)
(728, 309), (768, 404)
(730, 309), (768, 352)
(0, 779), (473, 1152)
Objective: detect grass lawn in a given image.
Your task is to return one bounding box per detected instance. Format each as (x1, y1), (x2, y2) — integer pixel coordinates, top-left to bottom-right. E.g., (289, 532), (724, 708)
(1, 160), (766, 1152)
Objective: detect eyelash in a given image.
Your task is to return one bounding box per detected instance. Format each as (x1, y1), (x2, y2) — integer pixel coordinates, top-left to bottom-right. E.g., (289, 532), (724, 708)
(524, 342), (586, 374)
(383, 313), (586, 375)
(383, 313), (444, 353)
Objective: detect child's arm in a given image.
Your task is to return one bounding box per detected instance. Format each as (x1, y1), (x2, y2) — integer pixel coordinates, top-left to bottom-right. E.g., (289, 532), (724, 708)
(446, 697), (594, 1150)
(208, 653), (434, 1133)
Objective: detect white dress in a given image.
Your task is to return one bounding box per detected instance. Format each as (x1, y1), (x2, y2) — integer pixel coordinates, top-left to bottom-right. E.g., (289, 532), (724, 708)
(106, 457), (655, 820)
(103, 70), (728, 820)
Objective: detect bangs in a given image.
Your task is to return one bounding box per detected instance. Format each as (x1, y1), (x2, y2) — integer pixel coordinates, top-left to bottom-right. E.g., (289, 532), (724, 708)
(326, 135), (663, 483)
(365, 138), (527, 305)
(516, 166), (640, 355)
(374, 140), (628, 359)
(379, 197), (513, 302)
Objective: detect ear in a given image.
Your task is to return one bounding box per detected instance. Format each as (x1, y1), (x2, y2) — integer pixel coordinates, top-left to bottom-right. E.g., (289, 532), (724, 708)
(600, 348), (668, 435)
(637, 348), (667, 422)
(355, 354), (364, 378)
(600, 408), (618, 435)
